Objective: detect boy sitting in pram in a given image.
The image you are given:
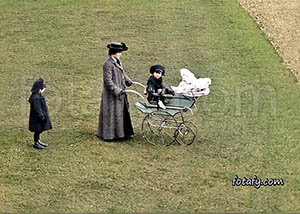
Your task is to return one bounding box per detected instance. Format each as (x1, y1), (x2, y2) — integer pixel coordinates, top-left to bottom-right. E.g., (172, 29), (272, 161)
(146, 65), (174, 109)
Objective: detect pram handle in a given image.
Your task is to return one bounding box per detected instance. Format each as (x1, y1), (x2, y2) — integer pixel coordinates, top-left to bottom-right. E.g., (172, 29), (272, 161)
(132, 81), (147, 95)
(132, 81), (146, 88)
(123, 89), (146, 101)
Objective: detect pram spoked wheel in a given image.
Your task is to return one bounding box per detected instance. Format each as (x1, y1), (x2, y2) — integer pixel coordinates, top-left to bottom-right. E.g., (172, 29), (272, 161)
(174, 121), (197, 145)
(142, 110), (178, 146)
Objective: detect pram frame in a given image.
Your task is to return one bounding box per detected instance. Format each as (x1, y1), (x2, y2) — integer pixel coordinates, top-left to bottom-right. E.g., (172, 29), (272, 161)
(125, 82), (198, 146)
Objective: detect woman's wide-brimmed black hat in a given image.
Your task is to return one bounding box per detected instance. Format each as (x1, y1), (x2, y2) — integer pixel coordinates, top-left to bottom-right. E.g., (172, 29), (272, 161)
(107, 42), (128, 52)
(150, 64), (165, 76)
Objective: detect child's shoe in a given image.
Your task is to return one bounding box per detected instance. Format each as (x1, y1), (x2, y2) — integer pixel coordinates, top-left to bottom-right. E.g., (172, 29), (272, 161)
(38, 140), (48, 147)
(33, 142), (45, 149)
(158, 100), (166, 109)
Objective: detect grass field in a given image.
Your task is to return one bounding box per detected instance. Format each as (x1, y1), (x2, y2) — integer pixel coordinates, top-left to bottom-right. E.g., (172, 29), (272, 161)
(0, 0), (300, 212)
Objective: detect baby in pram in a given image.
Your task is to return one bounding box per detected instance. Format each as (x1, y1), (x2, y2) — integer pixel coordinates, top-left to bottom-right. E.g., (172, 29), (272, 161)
(171, 68), (211, 97)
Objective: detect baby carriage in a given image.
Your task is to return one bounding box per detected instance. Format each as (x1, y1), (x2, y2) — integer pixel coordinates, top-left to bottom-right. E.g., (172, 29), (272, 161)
(125, 68), (211, 146)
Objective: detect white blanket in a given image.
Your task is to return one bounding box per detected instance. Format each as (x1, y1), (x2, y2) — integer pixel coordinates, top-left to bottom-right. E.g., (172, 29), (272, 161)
(171, 68), (211, 97)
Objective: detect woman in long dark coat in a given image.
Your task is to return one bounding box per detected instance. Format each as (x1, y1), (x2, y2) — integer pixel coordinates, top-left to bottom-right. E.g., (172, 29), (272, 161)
(29, 78), (52, 149)
(96, 42), (134, 141)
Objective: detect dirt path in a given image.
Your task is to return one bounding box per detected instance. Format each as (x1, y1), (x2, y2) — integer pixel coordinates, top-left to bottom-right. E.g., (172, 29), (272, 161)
(238, 0), (300, 81)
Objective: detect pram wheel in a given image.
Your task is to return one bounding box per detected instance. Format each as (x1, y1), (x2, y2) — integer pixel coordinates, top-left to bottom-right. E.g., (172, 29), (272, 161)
(142, 110), (178, 146)
(174, 121), (197, 145)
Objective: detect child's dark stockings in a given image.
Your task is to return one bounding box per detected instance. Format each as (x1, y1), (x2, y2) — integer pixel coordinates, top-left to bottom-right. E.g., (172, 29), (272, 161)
(34, 131), (42, 142)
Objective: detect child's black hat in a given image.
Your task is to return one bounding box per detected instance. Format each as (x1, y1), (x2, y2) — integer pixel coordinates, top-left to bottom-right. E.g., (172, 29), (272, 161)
(150, 65), (165, 76)
(31, 78), (46, 93)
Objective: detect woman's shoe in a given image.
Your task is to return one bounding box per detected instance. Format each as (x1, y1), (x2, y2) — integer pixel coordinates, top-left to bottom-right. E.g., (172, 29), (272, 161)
(124, 135), (134, 139)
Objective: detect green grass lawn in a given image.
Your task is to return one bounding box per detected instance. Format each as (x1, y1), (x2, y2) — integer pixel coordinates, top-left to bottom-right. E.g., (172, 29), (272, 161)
(1, 0), (300, 212)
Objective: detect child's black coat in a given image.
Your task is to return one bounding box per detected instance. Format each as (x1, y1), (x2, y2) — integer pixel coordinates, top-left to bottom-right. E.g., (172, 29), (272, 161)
(28, 93), (52, 133)
(146, 76), (164, 102)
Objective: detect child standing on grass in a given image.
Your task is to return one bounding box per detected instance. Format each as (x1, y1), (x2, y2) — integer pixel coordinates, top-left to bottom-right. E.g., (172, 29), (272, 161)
(28, 78), (52, 149)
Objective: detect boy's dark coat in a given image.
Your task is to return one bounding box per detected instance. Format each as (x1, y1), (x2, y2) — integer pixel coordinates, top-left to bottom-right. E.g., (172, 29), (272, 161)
(28, 93), (52, 132)
(146, 76), (164, 102)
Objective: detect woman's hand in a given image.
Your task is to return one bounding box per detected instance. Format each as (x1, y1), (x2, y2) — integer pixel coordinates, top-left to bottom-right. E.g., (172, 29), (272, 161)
(157, 89), (163, 94)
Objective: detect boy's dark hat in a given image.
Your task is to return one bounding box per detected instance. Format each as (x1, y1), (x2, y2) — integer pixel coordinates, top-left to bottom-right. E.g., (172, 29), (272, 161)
(31, 78), (46, 93)
(150, 64), (165, 75)
(107, 42), (128, 52)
